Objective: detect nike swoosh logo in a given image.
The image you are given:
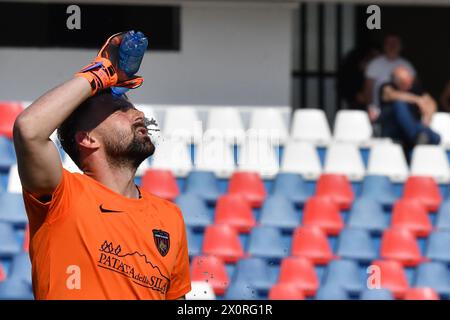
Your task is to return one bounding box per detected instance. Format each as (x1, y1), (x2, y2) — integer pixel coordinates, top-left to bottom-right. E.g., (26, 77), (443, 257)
(99, 204), (124, 213)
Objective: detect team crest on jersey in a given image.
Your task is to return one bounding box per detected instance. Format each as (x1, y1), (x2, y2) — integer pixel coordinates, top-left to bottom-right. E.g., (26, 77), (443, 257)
(152, 229), (170, 257)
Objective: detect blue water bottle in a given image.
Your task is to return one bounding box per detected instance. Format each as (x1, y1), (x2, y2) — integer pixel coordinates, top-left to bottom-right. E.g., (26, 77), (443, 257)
(111, 30), (148, 96)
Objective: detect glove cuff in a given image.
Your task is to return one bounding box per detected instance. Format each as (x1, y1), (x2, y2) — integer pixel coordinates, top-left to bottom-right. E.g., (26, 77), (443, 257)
(75, 57), (118, 95)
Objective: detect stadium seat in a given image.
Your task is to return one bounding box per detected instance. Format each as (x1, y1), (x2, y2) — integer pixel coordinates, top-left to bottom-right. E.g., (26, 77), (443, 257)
(224, 281), (257, 300)
(425, 231), (450, 263)
(272, 173), (310, 206)
(247, 226), (289, 260)
(7, 164), (22, 193)
(0, 279), (33, 300)
(290, 109), (331, 146)
(151, 139), (193, 177)
(336, 228), (377, 262)
(347, 197), (388, 233)
(248, 108), (289, 146)
(268, 283), (305, 300)
(163, 107), (201, 144)
(195, 138), (235, 178)
(367, 143), (409, 182)
(214, 194), (256, 233)
(302, 196), (344, 236)
(206, 107), (245, 145)
(259, 195), (300, 231)
(228, 171), (266, 208)
(359, 288), (394, 300)
(175, 194), (212, 229)
(186, 281), (216, 300)
(315, 284), (348, 300)
(430, 112), (450, 149)
(403, 176), (442, 212)
(186, 228), (201, 257)
(324, 143), (365, 181)
(9, 252), (32, 287)
(315, 174), (354, 210)
(237, 134), (279, 179)
(436, 200), (450, 231)
(0, 263), (5, 282)
(0, 136), (15, 170)
(136, 158), (151, 177)
(280, 141), (322, 180)
(391, 199), (432, 237)
(414, 262), (450, 296)
(190, 255), (229, 295)
(0, 101), (24, 139)
(0, 222), (21, 258)
(278, 256), (319, 296)
(410, 145), (450, 184)
(291, 226), (335, 265)
(202, 224), (245, 263)
(234, 257), (275, 291)
(361, 175), (397, 207)
(185, 171), (221, 203)
(0, 193), (27, 227)
(380, 228), (425, 267)
(404, 287), (439, 300)
(333, 110), (372, 146)
(141, 169), (179, 201)
(371, 260), (409, 299)
(322, 259), (363, 294)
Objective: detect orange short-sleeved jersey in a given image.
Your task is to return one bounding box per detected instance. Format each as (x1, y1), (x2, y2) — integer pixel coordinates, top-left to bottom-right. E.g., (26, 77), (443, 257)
(22, 169), (191, 300)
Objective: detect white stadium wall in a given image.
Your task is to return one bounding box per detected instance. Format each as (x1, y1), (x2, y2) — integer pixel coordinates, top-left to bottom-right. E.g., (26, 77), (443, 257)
(0, 3), (293, 107)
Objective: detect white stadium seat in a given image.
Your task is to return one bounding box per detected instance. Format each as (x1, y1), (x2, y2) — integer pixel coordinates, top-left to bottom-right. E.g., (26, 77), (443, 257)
(367, 143), (409, 182)
(430, 112), (450, 149)
(163, 107), (202, 144)
(290, 109), (331, 146)
(248, 108), (289, 146)
(324, 143), (365, 181)
(280, 140), (322, 180)
(151, 138), (193, 178)
(195, 137), (235, 178)
(410, 145), (450, 183)
(206, 107), (245, 145)
(333, 110), (372, 146)
(186, 281), (216, 300)
(7, 164), (22, 193)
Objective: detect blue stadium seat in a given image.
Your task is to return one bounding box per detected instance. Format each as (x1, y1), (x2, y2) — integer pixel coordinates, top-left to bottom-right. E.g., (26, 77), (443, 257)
(0, 279), (33, 300)
(247, 226), (289, 260)
(175, 193), (212, 228)
(186, 228), (202, 257)
(362, 175), (397, 207)
(224, 281), (258, 300)
(415, 262), (450, 296)
(436, 200), (450, 231)
(9, 252), (32, 287)
(0, 193), (27, 227)
(323, 260), (363, 295)
(259, 195), (300, 231)
(425, 231), (450, 263)
(234, 257), (275, 292)
(315, 284), (349, 300)
(360, 288), (394, 300)
(336, 228), (377, 262)
(0, 222), (20, 258)
(272, 173), (310, 205)
(0, 136), (16, 171)
(185, 171), (221, 203)
(347, 197), (388, 234)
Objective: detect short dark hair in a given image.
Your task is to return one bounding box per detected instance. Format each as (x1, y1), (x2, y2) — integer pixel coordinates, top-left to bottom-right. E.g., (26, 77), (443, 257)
(57, 89), (133, 168)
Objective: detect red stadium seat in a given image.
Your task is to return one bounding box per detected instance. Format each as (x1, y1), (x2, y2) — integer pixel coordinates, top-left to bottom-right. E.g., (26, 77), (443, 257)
(23, 224), (29, 252)
(215, 194), (256, 233)
(372, 260), (409, 299)
(202, 224), (245, 263)
(0, 101), (24, 139)
(269, 283), (305, 300)
(190, 255), (229, 295)
(141, 169), (179, 201)
(380, 228), (427, 267)
(278, 256), (319, 296)
(302, 196), (344, 236)
(391, 199), (432, 237)
(291, 226), (335, 265)
(316, 174), (354, 210)
(228, 172), (266, 208)
(404, 287), (440, 300)
(0, 263), (5, 282)
(403, 176), (442, 212)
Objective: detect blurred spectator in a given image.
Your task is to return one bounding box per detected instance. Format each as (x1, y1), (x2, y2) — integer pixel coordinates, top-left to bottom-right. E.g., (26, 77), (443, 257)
(440, 80), (450, 112)
(363, 34), (416, 121)
(379, 66), (440, 159)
